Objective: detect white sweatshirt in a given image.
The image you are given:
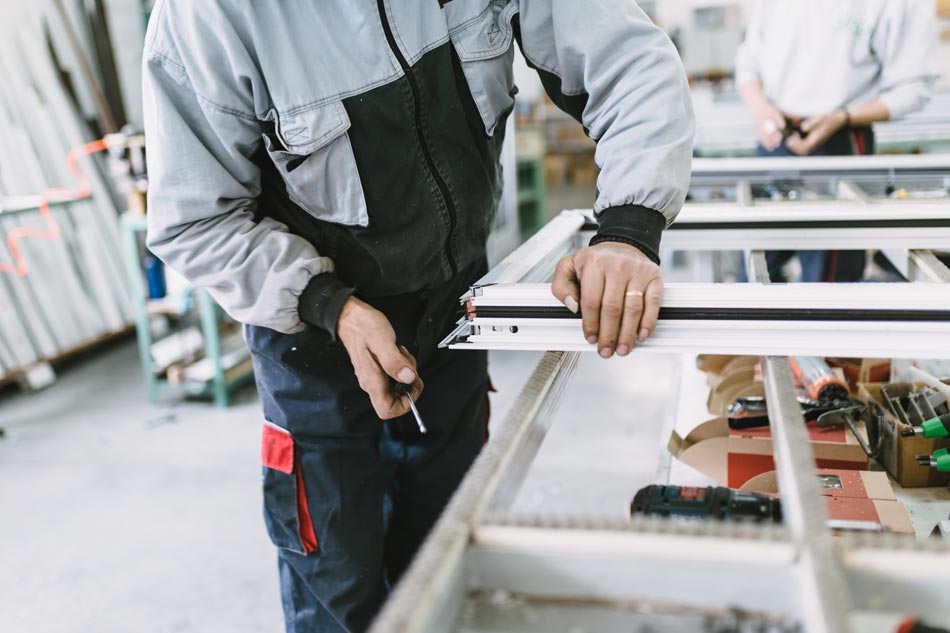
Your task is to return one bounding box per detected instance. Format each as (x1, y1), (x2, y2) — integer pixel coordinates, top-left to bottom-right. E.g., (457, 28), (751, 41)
(735, 0), (938, 119)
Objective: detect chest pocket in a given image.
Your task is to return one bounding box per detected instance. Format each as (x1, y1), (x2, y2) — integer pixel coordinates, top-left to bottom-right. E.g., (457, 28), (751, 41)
(262, 101), (369, 227)
(448, 1), (518, 137)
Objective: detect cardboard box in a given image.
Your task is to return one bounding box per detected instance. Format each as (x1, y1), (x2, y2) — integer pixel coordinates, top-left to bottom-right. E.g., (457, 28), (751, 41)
(824, 498), (913, 534)
(707, 374), (762, 418)
(696, 354), (742, 376)
(697, 355), (762, 416)
(826, 358), (890, 391)
(669, 417), (870, 488)
(698, 355), (758, 387)
(740, 469), (914, 534)
(858, 381), (950, 487)
(741, 468), (895, 500)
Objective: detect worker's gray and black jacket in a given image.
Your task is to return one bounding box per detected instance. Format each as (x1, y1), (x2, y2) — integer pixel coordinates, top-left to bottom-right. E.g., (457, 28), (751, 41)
(143, 0), (695, 336)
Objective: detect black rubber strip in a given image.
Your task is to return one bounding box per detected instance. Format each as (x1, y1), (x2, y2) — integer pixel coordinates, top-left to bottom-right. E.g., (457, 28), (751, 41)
(668, 219), (950, 231)
(472, 306), (950, 322)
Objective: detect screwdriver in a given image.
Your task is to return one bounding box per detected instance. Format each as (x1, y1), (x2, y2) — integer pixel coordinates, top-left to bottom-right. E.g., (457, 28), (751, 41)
(915, 448), (950, 472)
(397, 383), (427, 434)
(902, 413), (950, 439)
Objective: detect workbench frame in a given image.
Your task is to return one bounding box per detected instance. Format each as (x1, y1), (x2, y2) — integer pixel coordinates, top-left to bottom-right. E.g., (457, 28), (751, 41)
(371, 188), (950, 632)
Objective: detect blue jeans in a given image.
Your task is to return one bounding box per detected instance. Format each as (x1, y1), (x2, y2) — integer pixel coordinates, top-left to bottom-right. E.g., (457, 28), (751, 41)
(755, 126), (874, 283)
(247, 259), (488, 633)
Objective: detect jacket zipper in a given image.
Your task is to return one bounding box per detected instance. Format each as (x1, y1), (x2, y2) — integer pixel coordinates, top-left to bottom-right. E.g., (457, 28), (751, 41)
(375, 0), (459, 276)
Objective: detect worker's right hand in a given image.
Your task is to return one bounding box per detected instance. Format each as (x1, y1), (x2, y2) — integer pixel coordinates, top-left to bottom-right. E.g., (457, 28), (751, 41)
(752, 101), (786, 152)
(337, 297), (424, 420)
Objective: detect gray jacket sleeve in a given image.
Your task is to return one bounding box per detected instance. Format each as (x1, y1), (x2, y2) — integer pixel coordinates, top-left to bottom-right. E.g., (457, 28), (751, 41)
(516, 0), (694, 262)
(734, 0), (767, 88)
(143, 24), (335, 335)
(873, 0), (938, 120)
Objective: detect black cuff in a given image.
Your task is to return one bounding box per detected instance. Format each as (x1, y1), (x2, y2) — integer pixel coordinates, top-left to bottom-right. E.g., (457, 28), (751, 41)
(298, 273), (355, 339)
(589, 204), (665, 265)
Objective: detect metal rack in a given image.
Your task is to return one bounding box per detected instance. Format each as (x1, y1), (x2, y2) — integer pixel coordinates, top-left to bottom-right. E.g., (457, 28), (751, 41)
(121, 214), (254, 407)
(371, 164), (950, 630)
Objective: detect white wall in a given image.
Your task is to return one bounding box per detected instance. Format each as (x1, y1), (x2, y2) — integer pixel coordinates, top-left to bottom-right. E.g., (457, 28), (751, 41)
(653, 0), (755, 75)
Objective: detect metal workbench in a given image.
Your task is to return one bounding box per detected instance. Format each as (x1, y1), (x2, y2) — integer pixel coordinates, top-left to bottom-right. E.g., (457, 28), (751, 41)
(370, 164), (950, 631)
(681, 154), (950, 283)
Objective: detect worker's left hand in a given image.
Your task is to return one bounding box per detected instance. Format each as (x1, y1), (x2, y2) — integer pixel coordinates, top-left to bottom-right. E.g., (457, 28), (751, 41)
(785, 109), (848, 156)
(552, 242), (663, 358)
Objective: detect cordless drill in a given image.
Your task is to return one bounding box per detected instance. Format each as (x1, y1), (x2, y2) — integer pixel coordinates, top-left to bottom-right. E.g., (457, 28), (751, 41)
(630, 485), (782, 523)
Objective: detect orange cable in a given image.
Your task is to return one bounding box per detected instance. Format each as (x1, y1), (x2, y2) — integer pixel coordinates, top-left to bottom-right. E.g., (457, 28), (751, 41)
(0, 138), (110, 276)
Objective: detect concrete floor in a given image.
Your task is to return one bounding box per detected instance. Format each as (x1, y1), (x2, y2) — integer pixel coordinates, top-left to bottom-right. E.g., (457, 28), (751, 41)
(0, 340), (543, 633)
(0, 182), (629, 633)
(0, 342), (282, 633)
(3, 336), (950, 632)
(0, 334), (703, 632)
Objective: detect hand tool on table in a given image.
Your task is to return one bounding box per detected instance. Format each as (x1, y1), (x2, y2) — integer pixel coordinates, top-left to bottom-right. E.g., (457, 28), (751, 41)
(880, 383), (948, 434)
(790, 356), (851, 402)
(729, 357), (852, 431)
(881, 383), (912, 426)
(396, 382), (427, 434)
(897, 617), (950, 633)
(630, 485), (889, 532)
(916, 448), (950, 472)
(815, 401), (885, 459)
(630, 485), (782, 523)
(901, 413), (950, 439)
(727, 395), (849, 429)
(727, 395), (883, 459)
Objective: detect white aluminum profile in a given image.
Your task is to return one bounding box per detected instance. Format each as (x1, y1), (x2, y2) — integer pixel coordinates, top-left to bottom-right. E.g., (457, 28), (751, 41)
(663, 203), (950, 251)
(444, 282), (950, 359)
(691, 154), (950, 179)
(559, 205), (950, 253)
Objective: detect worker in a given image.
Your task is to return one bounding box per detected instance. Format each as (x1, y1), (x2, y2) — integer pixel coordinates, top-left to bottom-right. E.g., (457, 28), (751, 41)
(736, 0), (937, 282)
(143, 2), (693, 631)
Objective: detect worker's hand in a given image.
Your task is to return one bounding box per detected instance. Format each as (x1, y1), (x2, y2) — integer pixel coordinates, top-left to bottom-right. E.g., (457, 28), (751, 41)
(785, 109), (848, 156)
(552, 242), (663, 358)
(337, 297), (424, 420)
(751, 101), (787, 152)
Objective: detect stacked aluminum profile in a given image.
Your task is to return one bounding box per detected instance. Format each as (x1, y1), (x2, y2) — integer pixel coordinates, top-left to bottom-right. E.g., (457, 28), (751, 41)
(447, 281), (950, 358)
(0, 2), (136, 383)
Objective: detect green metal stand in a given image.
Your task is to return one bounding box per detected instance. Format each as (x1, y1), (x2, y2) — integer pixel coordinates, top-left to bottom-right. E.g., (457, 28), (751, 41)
(121, 214), (253, 407)
(516, 157), (546, 239)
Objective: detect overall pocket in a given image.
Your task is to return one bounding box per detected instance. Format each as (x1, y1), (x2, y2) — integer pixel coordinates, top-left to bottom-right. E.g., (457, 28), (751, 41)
(448, 1), (518, 136)
(261, 421), (319, 555)
(262, 101), (369, 227)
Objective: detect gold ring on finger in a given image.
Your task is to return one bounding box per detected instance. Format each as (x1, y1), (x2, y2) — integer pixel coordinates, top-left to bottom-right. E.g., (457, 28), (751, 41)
(625, 290), (644, 298)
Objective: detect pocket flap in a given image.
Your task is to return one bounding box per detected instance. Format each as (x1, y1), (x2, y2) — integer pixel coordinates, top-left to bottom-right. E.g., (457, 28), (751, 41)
(449, 2), (516, 61)
(276, 101), (350, 155)
(262, 422), (294, 474)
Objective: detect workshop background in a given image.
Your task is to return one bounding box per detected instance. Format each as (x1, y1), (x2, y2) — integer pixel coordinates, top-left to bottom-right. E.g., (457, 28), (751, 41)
(1, 1), (950, 632)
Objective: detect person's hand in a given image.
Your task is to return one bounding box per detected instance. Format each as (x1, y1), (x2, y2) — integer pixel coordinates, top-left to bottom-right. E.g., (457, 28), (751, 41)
(751, 101), (787, 152)
(337, 297), (424, 420)
(785, 109), (848, 156)
(551, 242), (663, 358)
